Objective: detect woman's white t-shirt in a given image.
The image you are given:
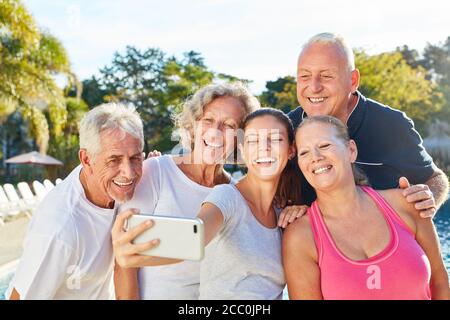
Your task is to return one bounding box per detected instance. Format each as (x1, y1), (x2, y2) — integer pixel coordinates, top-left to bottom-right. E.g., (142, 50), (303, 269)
(120, 155), (232, 300)
(200, 184), (286, 300)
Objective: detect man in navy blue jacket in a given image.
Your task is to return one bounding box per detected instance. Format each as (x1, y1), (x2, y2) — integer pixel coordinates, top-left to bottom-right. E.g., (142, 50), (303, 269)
(288, 33), (448, 215)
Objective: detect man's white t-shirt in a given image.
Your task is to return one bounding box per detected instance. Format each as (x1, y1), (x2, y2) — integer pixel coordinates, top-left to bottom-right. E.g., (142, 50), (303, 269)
(120, 155), (231, 300)
(6, 166), (116, 300)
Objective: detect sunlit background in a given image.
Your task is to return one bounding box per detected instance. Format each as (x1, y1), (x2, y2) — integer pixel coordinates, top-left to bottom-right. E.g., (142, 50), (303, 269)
(21, 0), (450, 93)
(1, 0), (450, 300)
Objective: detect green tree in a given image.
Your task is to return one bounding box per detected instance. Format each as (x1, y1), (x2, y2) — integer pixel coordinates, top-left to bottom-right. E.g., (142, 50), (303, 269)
(95, 46), (246, 151)
(0, 0), (72, 154)
(422, 37), (450, 82)
(79, 76), (109, 108)
(98, 46), (173, 151)
(47, 97), (89, 177)
(396, 45), (423, 70)
(259, 76), (298, 113)
(397, 37), (450, 173)
(0, 111), (36, 183)
(356, 50), (443, 135)
(421, 37), (450, 126)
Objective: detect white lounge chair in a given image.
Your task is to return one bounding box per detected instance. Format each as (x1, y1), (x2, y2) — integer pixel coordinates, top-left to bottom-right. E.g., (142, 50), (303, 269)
(0, 209), (5, 226)
(0, 210), (5, 226)
(0, 186), (9, 226)
(33, 180), (48, 201)
(17, 182), (39, 210)
(3, 183), (32, 219)
(43, 179), (55, 192)
(55, 178), (63, 185)
(0, 185), (21, 222)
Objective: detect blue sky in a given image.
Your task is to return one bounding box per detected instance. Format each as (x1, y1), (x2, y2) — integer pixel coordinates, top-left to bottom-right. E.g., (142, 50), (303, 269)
(22, 0), (450, 94)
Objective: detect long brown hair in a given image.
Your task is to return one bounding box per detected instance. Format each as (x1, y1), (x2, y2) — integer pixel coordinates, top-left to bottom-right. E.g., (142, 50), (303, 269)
(242, 108), (304, 207)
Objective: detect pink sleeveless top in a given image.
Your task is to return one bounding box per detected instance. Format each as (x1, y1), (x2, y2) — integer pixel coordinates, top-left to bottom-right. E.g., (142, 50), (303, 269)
(307, 186), (431, 300)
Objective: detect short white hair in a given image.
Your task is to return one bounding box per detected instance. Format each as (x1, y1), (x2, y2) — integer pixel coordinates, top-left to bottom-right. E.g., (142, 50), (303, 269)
(79, 103), (144, 156)
(301, 32), (355, 71)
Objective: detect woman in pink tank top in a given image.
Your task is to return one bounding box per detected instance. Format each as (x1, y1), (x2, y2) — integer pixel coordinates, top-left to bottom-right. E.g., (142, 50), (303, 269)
(283, 115), (449, 300)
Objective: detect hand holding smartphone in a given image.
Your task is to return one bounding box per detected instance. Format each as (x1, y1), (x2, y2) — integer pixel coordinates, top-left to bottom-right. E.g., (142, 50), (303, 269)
(126, 214), (205, 261)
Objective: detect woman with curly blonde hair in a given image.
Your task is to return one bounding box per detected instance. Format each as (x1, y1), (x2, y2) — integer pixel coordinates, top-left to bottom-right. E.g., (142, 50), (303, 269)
(113, 82), (259, 300)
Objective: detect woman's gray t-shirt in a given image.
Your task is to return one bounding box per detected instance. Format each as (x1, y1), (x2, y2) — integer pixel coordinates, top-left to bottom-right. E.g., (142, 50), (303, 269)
(200, 184), (285, 300)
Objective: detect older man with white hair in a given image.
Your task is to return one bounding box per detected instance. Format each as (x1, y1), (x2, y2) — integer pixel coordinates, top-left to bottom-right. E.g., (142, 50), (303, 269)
(288, 32), (448, 214)
(7, 103), (144, 300)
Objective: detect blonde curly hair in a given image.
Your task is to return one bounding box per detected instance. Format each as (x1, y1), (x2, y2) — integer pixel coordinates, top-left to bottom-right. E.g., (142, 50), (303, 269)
(172, 82), (260, 150)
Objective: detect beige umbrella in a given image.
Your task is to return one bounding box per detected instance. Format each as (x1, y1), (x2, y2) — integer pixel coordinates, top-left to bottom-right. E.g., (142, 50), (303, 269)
(5, 151), (63, 166)
(5, 151), (64, 182)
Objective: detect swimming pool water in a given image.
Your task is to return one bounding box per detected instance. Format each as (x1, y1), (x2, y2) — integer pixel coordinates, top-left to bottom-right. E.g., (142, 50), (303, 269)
(435, 202), (450, 272)
(0, 272), (13, 300)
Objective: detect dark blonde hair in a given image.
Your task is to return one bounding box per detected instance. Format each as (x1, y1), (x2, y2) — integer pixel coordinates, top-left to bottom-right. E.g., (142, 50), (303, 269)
(296, 115), (369, 186)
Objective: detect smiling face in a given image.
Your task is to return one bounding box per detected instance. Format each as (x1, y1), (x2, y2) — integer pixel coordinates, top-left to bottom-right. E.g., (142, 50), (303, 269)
(80, 129), (143, 207)
(297, 42), (360, 122)
(192, 96), (246, 165)
(296, 121), (357, 192)
(241, 115), (295, 181)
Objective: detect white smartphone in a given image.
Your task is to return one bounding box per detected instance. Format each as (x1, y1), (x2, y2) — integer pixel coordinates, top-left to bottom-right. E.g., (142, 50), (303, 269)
(126, 214), (205, 261)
